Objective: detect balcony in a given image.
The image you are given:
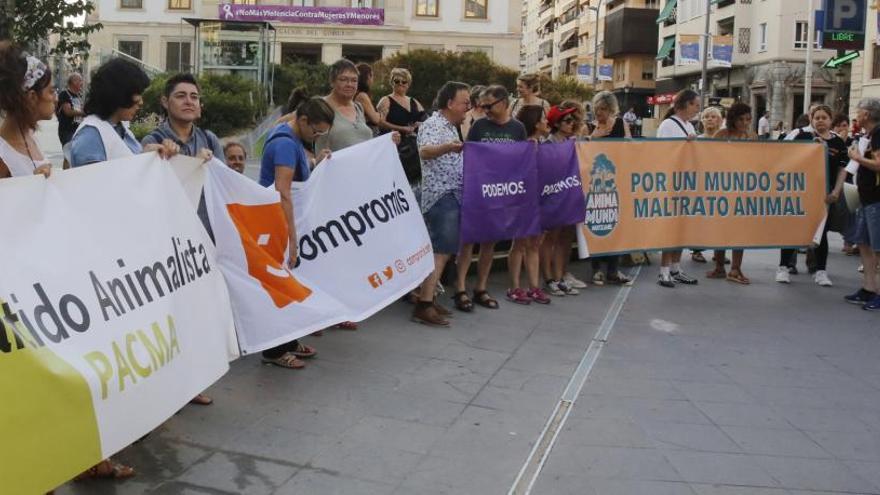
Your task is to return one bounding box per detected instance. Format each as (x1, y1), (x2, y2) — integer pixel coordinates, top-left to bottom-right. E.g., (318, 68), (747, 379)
(604, 7), (660, 57)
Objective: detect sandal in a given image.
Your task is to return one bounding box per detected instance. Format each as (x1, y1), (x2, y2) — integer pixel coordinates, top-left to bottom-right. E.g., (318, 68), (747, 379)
(706, 268), (727, 279)
(334, 321), (358, 330)
(726, 269), (751, 285)
(452, 291), (474, 312)
(189, 393), (213, 406)
(291, 342), (317, 359)
(473, 290), (499, 309)
(261, 352), (306, 369)
(691, 251), (707, 263)
(74, 459), (135, 481)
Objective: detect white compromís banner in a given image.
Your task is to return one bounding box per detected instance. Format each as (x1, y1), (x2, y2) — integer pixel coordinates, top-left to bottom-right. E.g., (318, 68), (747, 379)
(205, 133), (433, 354)
(0, 153), (235, 495)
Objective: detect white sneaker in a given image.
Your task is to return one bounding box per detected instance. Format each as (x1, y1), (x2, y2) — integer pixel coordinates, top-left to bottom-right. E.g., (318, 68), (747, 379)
(775, 266), (791, 284)
(558, 280), (580, 295)
(592, 271), (605, 286)
(813, 270), (833, 287)
(858, 264), (864, 273)
(563, 272), (588, 289)
(546, 280), (566, 296)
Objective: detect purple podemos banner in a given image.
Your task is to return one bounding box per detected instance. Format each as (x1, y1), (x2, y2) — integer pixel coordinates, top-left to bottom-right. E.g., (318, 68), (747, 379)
(537, 140), (585, 230)
(220, 4), (385, 26)
(461, 142), (541, 244)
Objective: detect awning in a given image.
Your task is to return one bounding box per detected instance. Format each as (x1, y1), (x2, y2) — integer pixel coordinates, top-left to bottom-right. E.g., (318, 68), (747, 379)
(559, 29), (577, 48)
(540, 17), (554, 34)
(656, 36), (675, 60)
(656, 0), (677, 24)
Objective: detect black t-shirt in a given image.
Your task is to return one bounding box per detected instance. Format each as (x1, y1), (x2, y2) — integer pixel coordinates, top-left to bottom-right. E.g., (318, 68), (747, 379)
(858, 128), (880, 205)
(57, 89), (82, 139)
(466, 118), (527, 143)
(791, 129), (848, 193)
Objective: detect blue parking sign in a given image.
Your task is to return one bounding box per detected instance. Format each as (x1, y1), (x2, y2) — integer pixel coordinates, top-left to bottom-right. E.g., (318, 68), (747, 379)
(822, 0), (865, 50)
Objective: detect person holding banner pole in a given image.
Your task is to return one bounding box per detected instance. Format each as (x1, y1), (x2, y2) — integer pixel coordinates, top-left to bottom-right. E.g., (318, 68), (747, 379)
(257, 89), (332, 366)
(655, 89), (700, 288)
(69, 59), (180, 167)
(413, 81), (471, 326)
(708, 102), (757, 285)
(542, 102), (586, 296)
(588, 91), (633, 286)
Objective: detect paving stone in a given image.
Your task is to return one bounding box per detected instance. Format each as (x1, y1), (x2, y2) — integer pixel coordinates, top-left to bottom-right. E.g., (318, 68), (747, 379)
(174, 452), (298, 495)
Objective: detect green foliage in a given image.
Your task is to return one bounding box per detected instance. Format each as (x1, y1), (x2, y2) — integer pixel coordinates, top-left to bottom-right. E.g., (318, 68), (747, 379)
(272, 61), (330, 110)
(6, 0), (102, 60)
(141, 73), (267, 138)
(539, 74), (594, 107)
(370, 50), (519, 109)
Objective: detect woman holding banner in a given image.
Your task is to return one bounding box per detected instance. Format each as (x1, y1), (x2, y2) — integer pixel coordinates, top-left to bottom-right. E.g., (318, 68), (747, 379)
(0, 42), (53, 179)
(708, 102), (757, 285)
(0, 43), (135, 489)
(655, 89), (701, 288)
(776, 105), (848, 287)
(541, 102), (586, 296)
(588, 92), (633, 286)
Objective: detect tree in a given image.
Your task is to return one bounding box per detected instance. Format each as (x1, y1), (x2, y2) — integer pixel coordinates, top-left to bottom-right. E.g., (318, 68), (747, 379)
(5, 0), (102, 59)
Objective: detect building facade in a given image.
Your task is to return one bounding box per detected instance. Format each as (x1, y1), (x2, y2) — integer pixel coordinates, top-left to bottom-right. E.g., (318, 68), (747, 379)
(84, 0), (523, 76)
(848, 4), (879, 119)
(654, 0), (844, 132)
(520, 0), (659, 118)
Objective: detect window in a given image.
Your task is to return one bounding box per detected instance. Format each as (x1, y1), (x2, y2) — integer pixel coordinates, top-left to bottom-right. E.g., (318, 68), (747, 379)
(758, 22), (767, 52)
(416, 0), (438, 16)
(717, 17), (734, 36)
(873, 45), (880, 79)
(738, 27), (750, 53)
(458, 45), (492, 56)
(794, 20), (819, 49)
(641, 59), (654, 80)
(293, 1), (316, 5)
(465, 0), (487, 18)
(352, 0), (383, 6)
(230, 0), (258, 4)
(118, 40), (143, 61)
(645, 0), (659, 8)
(166, 41), (192, 73)
(120, 0), (143, 8)
(168, 0), (191, 9)
(613, 59), (625, 81)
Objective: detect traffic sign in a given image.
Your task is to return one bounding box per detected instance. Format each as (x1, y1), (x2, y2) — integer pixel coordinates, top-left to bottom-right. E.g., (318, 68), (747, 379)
(822, 0), (866, 50)
(822, 50), (860, 68)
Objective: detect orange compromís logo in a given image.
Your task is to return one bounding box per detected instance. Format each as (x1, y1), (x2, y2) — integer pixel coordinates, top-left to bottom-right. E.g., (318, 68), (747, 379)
(227, 203), (312, 308)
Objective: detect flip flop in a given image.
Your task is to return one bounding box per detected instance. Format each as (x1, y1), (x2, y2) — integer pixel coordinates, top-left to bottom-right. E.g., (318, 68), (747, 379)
(261, 352), (306, 369)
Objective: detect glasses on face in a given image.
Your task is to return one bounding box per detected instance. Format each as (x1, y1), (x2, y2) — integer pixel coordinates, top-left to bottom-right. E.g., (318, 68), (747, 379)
(560, 117), (576, 125)
(336, 77), (359, 85)
(479, 99), (503, 111)
(309, 124), (329, 137)
(392, 79), (409, 86)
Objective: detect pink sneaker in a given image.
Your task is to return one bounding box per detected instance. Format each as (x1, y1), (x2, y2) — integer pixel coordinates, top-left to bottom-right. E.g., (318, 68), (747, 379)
(527, 287), (551, 304)
(506, 287), (532, 305)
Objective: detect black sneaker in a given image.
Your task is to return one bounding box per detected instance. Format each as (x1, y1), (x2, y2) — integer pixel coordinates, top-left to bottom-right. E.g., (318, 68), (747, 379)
(845, 288), (877, 305)
(672, 271), (698, 285)
(658, 273), (675, 288)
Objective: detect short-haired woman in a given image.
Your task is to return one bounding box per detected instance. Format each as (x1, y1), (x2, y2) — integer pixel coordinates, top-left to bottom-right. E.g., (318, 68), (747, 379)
(377, 67), (426, 183)
(588, 91), (632, 286)
(69, 58), (178, 167)
(708, 102), (756, 284)
(510, 73), (551, 118)
(689, 106), (724, 264)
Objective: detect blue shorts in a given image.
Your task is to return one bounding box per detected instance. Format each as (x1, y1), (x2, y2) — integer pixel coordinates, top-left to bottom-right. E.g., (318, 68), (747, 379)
(424, 193), (460, 255)
(852, 202), (880, 252)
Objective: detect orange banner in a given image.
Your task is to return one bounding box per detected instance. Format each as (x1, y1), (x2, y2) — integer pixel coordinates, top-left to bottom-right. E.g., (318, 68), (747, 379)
(577, 140), (827, 255)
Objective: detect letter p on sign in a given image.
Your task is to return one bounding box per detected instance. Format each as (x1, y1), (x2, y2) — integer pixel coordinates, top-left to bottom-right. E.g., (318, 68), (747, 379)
(832, 0), (857, 29)
(824, 0), (863, 31)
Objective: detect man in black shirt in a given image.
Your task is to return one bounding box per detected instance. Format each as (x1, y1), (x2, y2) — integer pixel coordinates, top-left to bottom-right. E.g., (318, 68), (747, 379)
(57, 73), (84, 169)
(833, 98), (880, 311)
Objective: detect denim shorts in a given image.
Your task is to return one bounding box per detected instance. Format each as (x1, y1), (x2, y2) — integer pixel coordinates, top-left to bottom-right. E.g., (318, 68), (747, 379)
(852, 202), (880, 252)
(424, 193), (460, 255)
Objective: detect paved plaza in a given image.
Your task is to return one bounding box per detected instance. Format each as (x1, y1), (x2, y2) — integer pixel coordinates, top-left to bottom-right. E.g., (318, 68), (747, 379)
(50, 239), (879, 495)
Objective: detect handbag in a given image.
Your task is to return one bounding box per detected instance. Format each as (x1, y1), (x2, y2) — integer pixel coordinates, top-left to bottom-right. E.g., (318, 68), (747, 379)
(397, 134), (421, 183)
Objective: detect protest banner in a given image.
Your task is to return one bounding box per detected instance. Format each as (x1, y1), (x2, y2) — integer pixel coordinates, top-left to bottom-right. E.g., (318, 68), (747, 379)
(710, 35), (734, 68)
(679, 34), (701, 65)
(205, 134), (434, 354)
(0, 154), (235, 495)
(576, 140), (827, 256)
(461, 141), (542, 244)
(537, 140), (587, 231)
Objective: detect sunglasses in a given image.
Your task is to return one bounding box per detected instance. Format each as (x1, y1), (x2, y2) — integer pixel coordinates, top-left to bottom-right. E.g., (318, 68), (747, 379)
(392, 79), (409, 85)
(559, 116), (577, 124)
(479, 99), (504, 111)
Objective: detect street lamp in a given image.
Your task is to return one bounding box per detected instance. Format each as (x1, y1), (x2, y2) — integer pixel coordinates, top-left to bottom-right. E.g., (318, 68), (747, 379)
(584, 0), (604, 86)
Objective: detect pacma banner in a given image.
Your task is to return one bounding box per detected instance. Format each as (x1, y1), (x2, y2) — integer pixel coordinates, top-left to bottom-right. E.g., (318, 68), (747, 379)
(576, 140), (827, 256)
(0, 154), (235, 495)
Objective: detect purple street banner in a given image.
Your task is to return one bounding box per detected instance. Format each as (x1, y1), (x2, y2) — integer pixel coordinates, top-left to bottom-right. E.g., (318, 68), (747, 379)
(536, 140), (585, 231)
(219, 3), (385, 26)
(461, 142), (541, 244)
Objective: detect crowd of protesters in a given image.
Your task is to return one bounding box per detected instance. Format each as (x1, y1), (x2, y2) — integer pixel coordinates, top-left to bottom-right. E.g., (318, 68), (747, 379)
(2, 43), (879, 491)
